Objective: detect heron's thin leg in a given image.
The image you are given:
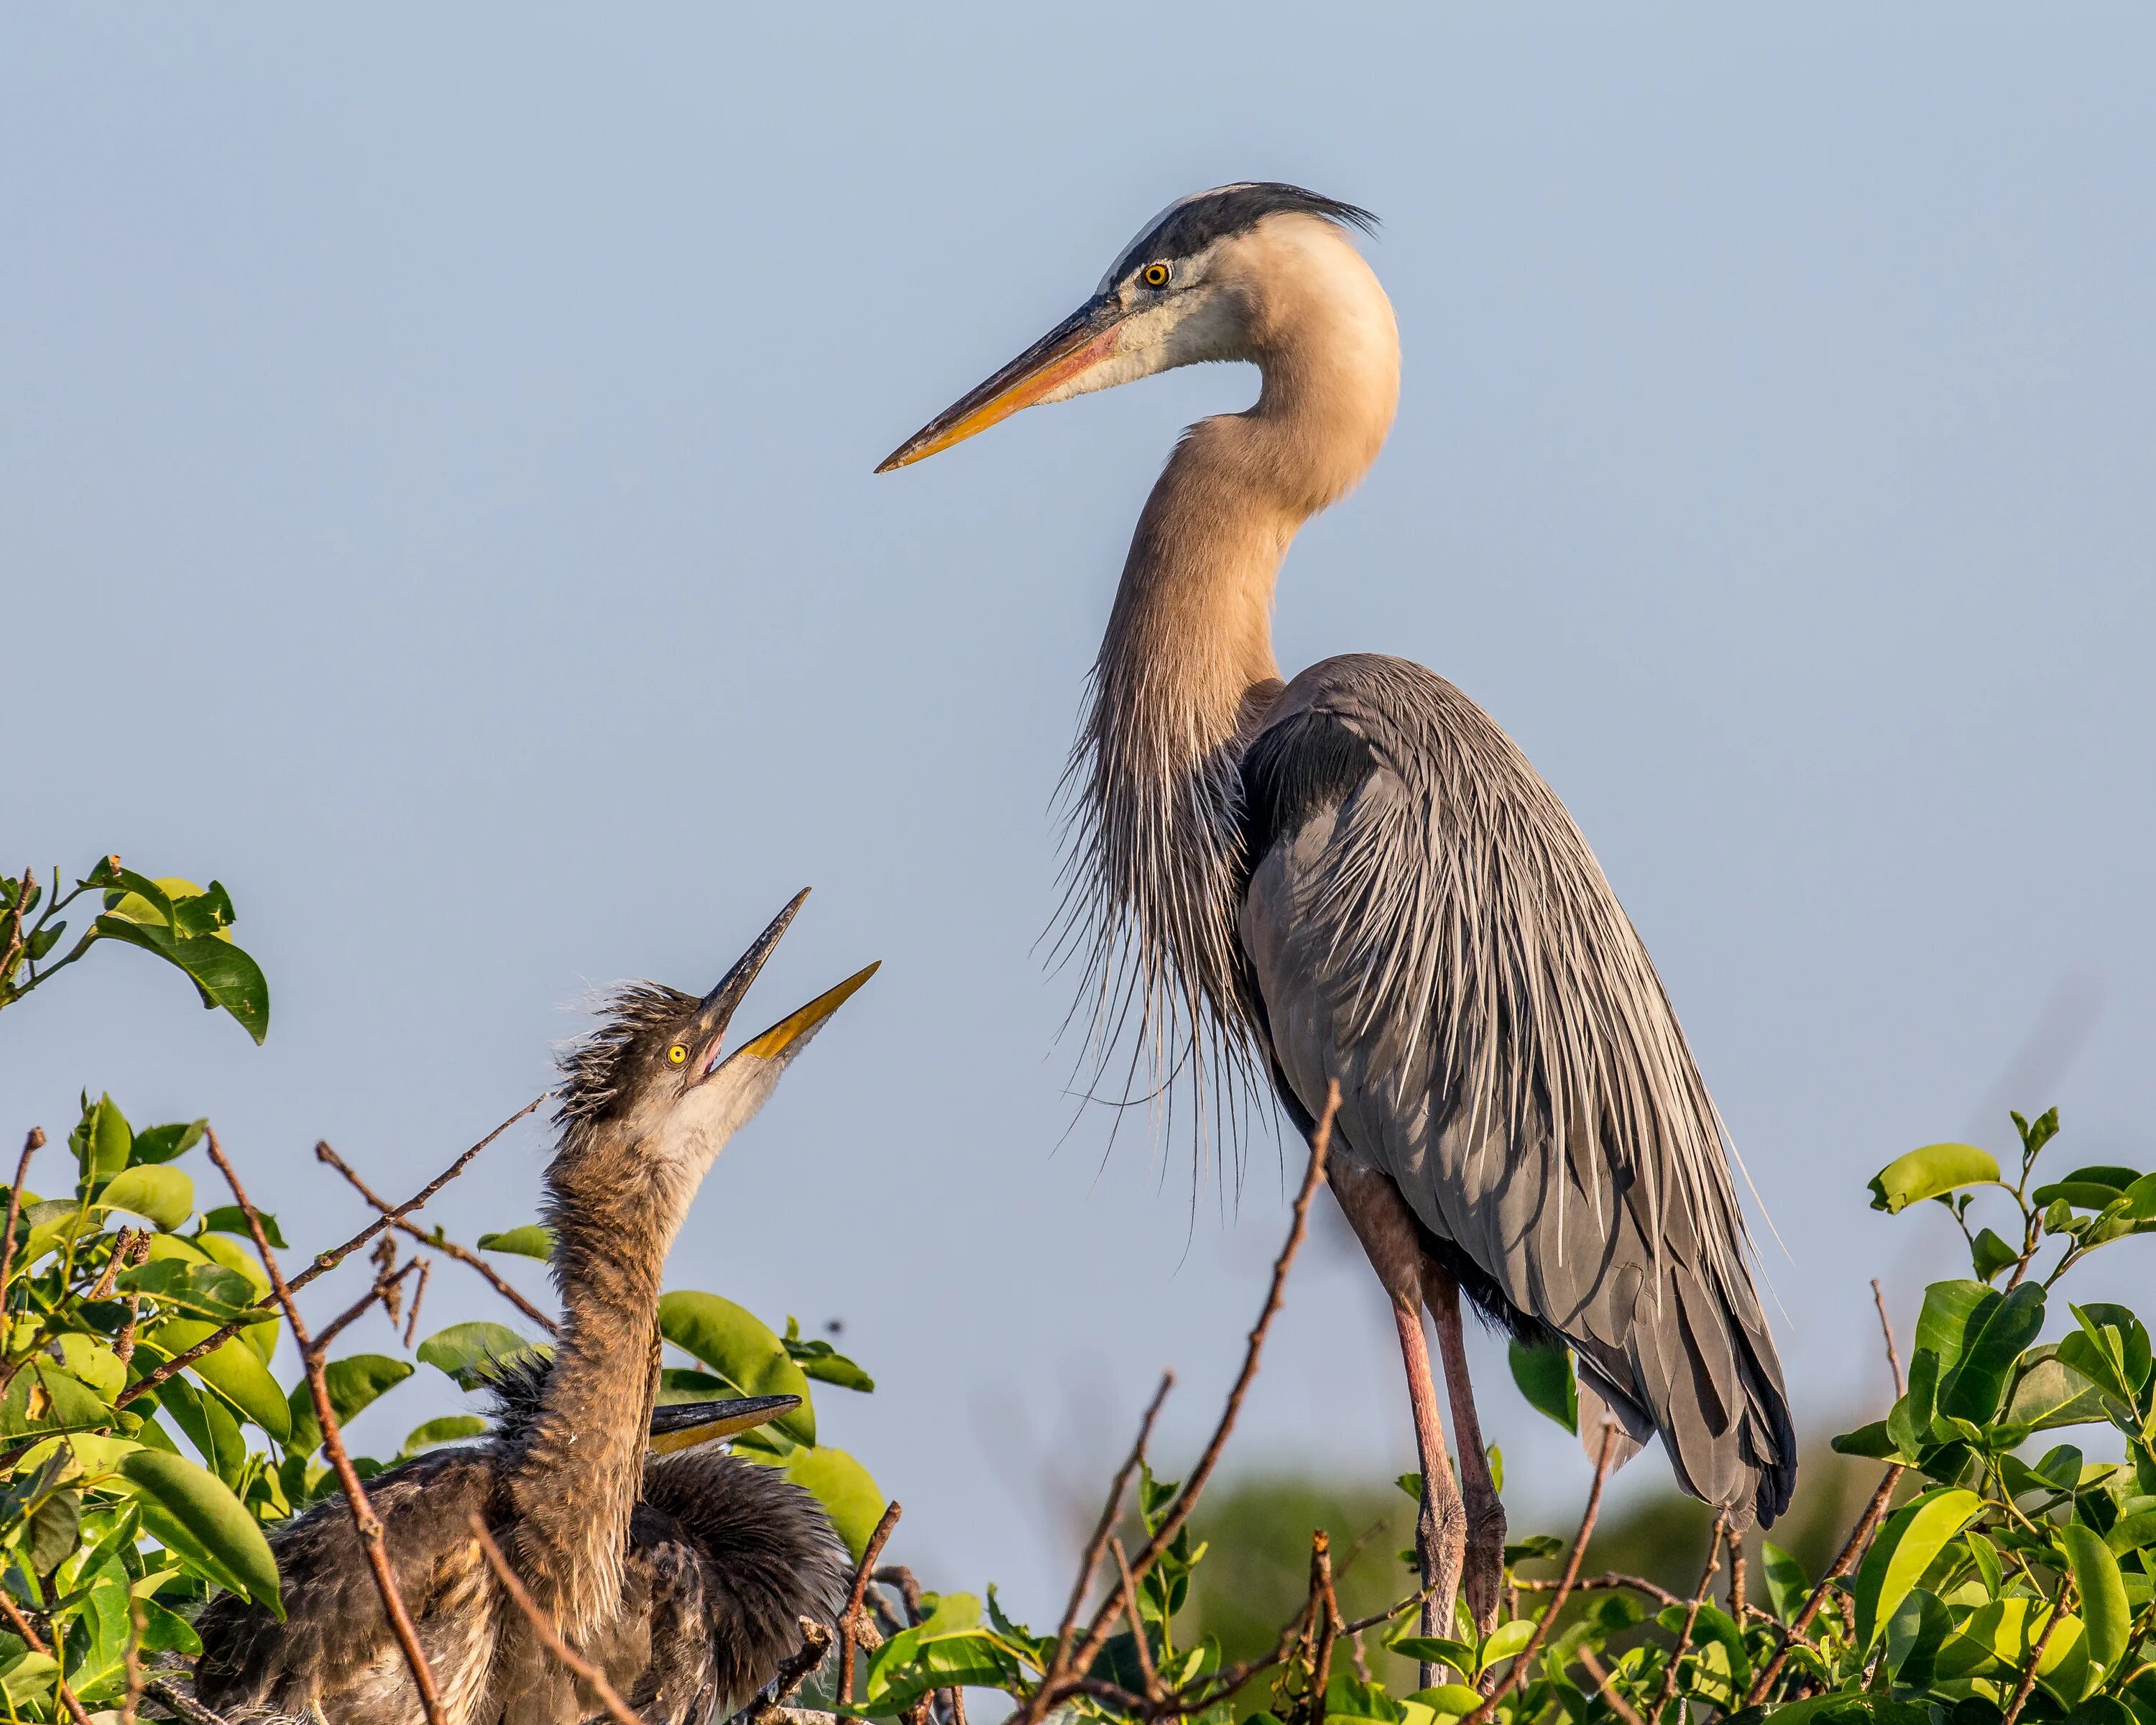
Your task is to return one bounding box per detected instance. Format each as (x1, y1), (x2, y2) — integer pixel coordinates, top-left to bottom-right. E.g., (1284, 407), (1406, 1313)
(1389, 1294), (1468, 1678)
(1425, 1264), (1506, 1637)
(1326, 1159), (1466, 1683)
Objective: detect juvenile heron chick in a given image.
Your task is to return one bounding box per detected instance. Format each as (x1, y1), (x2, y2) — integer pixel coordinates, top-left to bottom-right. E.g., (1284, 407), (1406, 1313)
(194, 893), (874, 1724)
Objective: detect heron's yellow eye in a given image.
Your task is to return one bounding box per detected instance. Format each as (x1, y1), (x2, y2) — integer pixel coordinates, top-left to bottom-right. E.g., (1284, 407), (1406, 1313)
(667, 1044), (688, 1065)
(1143, 262), (1171, 289)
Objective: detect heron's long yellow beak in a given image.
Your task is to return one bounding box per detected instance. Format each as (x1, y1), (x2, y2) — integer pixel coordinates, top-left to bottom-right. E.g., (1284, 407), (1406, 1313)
(735, 962), (880, 1061)
(648, 1394), (800, 1455)
(877, 298), (1120, 472)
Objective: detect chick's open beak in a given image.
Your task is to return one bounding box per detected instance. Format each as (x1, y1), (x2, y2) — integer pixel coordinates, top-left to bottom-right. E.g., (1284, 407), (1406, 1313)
(648, 1394), (799, 1455)
(877, 294), (1120, 472)
(730, 962), (880, 1068)
(684, 891), (810, 1078)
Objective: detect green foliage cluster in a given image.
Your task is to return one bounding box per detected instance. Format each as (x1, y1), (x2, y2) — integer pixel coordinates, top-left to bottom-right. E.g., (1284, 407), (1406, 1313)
(0, 852), (883, 1721)
(851, 1122), (2156, 1725)
(11, 844), (2156, 1725)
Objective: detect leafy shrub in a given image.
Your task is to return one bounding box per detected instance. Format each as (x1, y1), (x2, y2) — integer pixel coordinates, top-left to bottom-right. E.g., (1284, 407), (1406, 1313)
(8, 848), (2156, 1725)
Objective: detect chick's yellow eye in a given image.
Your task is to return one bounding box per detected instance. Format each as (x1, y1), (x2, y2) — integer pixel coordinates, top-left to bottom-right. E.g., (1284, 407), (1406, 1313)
(1142, 262), (1171, 289)
(667, 1044), (688, 1065)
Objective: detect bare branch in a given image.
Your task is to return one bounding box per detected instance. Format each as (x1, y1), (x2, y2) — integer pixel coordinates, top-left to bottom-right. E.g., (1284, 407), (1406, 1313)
(1049, 1368), (1175, 1674)
(1513, 1572), (1681, 1609)
(1059, 1081), (1339, 1692)
(0, 1586), (94, 1725)
(1644, 1511), (1725, 1719)
(1574, 1644), (1646, 1725)
(1459, 1418), (1621, 1725)
(119, 1095), (545, 1407)
(316, 1138), (559, 1335)
(1873, 1279), (1904, 1397)
(747, 1619), (836, 1725)
(468, 1514), (639, 1725)
(206, 1129), (448, 1725)
(1746, 1463), (1904, 1705)
(1112, 1538), (1160, 1698)
(839, 1501), (905, 1704)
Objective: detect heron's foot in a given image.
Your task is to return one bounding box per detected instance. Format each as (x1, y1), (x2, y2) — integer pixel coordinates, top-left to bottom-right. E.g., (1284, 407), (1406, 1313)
(1461, 1491), (1508, 1639)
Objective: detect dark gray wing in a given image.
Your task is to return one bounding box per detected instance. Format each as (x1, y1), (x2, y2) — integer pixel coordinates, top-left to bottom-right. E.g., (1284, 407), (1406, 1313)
(1239, 653), (1794, 1525)
(194, 1449), (501, 1721)
(637, 1450), (850, 1716)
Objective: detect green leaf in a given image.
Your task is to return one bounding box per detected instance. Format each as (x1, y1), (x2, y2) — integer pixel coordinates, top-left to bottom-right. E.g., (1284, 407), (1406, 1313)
(781, 1321), (876, 1392)
(97, 1164), (195, 1231)
(72, 1093), (134, 1181)
(2120, 1172), (2156, 1220)
(287, 1356), (415, 1458)
(157, 1376), (246, 1486)
(1935, 1596), (2090, 1701)
(2005, 1346), (2109, 1432)
(1386, 1635), (1478, 1674)
(1869, 1143), (2001, 1213)
(475, 1225), (553, 1261)
(201, 1205), (286, 1248)
(1939, 1280), (2045, 1422)
(119, 1449), (282, 1618)
(2063, 1521), (2130, 1678)
(0, 1361), (115, 1438)
(149, 1318), (292, 1442)
(1966, 1529), (2004, 1596)
(123, 1258), (262, 1324)
(1477, 1619), (1534, 1673)
(400, 1414), (489, 1457)
(1881, 1586), (1950, 1686)
(1850, 1486), (1984, 1649)
(1971, 1226), (2020, 1282)
(92, 913), (271, 1043)
(1761, 1540), (1810, 1622)
(129, 1121), (207, 1166)
(775, 1445), (885, 1561)
(1402, 1686), (1483, 1724)
(1506, 1337), (1577, 1434)
(658, 1292), (814, 1447)
(416, 1322), (548, 1392)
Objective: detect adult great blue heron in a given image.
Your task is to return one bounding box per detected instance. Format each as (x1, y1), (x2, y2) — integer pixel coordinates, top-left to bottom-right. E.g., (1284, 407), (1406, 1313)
(194, 896), (869, 1724)
(880, 185), (1795, 1640)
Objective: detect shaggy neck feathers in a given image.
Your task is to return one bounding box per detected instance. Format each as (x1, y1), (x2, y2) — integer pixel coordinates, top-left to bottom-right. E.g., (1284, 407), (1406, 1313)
(1064, 216), (1400, 1146)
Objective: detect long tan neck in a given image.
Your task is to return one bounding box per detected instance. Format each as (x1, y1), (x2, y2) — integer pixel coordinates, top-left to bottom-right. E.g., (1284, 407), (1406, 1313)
(1069, 217), (1399, 1090)
(502, 1141), (683, 1643)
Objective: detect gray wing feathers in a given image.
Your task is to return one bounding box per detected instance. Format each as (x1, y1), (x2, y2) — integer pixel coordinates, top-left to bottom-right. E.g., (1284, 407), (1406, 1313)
(1241, 655), (1793, 1524)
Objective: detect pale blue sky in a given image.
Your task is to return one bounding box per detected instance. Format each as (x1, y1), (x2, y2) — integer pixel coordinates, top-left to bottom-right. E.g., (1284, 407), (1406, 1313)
(6, 7), (2153, 1604)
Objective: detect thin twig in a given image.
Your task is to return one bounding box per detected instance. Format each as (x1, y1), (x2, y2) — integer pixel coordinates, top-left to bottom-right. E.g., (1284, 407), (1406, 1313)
(1514, 1572), (1682, 1609)
(1873, 1279), (1904, 1397)
(468, 1514), (638, 1725)
(119, 1596), (147, 1725)
(206, 1129), (448, 1725)
(1575, 1644), (1648, 1725)
(1306, 1531), (1343, 1724)
(403, 1256), (432, 1348)
(1049, 1369), (1175, 1675)
(2002, 1573), (2073, 1725)
(312, 1256), (423, 1356)
(1459, 1420), (1621, 1725)
(317, 1138), (560, 1334)
(0, 1127), (44, 1309)
(1645, 1512), (1725, 1719)
(1745, 1464), (1903, 1705)
(839, 1501), (904, 1704)
(119, 1096), (545, 1406)
(745, 1619), (834, 1725)
(1112, 1538), (1161, 1698)
(0, 1586), (94, 1725)
(1056, 1082), (1340, 1698)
